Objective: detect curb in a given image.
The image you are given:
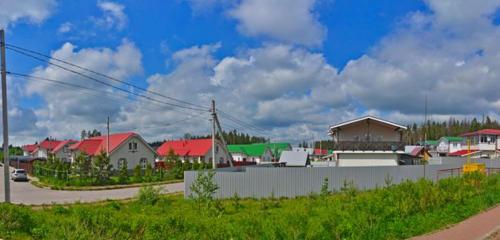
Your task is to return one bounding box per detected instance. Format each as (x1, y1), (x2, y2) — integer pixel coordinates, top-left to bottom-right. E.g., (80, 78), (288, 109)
(30, 179), (183, 191)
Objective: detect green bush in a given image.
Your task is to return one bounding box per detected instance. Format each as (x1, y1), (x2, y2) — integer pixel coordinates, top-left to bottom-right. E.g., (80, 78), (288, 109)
(137, 186), (161, 205)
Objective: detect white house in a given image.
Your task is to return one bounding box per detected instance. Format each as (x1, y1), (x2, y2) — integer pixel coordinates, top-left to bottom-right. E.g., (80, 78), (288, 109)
(460, 129), (500, 158)
(228, 144), (274, 164)
(436, 136), (464, 156)
(279, 151), (310, 167)
(157, 138), (231, 164)
(328, 116), (407, 167)
(69, 132), (157, 170)
(52, 140), (78, 163)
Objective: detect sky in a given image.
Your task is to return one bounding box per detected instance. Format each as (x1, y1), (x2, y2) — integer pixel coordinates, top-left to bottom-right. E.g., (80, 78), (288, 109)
(1, 0), (500, 145)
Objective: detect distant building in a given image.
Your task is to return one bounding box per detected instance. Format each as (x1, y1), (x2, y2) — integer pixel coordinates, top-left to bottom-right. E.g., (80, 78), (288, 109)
(52, 140), (78, 163)
(34, 139), (63, 159)
(69, 132), (156, 170)
(460, 129), (500, 158)
(228, 142), (291, 163)
(22, 144), (38, 157)
(436, 136), (464, 156)
(328, 116), (407, 167)
(157, 138), (231, 164)
(279, 151), (310, 167)
(228, 144), (274, 164)
(401, 146), (432, 165)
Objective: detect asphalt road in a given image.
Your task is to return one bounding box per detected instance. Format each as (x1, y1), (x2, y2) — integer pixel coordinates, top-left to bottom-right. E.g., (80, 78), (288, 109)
(0, 166), (184, 205)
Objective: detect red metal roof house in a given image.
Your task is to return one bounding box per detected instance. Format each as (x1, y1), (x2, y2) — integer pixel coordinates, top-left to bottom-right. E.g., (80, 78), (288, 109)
(157, 138), (231, 164)
(69, 132), (157, 170)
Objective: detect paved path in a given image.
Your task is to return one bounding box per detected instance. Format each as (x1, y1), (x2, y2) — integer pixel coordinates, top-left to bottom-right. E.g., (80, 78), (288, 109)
(0, 166), (184, 205)
(412, 204), (500, 240)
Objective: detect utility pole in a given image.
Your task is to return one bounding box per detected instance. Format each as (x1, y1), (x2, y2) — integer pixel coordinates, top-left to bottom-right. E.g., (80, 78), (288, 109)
(106, 116), (110, 157)
(211, 99), (216, 169)
(1, 29), (10, 203)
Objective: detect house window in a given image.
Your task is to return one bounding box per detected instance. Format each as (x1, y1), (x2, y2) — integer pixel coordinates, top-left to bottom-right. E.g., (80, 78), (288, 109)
(216, 145), (219, 153)
(118, 158), (127, 169)
(140, 158), (148, 169)
(129, 142), (138, 152)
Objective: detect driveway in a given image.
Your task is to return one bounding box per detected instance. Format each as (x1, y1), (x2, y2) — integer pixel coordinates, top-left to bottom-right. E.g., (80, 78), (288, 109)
(0, 166), (184, 205)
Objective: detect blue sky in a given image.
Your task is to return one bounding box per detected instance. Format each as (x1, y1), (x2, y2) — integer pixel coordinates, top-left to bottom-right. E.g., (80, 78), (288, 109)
(1, 0), (499, 144)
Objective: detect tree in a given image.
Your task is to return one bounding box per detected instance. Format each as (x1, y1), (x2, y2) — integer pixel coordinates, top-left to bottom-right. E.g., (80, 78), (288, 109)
(189, 170), (219, 205)
(118, 160), (128, 184)
(92, 152), (111, 183)
(165, 148), (179, 163)
(73, 152), (92, 178)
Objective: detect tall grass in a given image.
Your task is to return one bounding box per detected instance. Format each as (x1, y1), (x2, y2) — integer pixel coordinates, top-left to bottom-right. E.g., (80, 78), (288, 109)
(1, 173), (499, 240)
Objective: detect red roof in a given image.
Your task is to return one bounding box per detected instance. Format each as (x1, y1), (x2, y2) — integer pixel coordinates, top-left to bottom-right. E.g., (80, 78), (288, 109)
(313, 148), (328, 155)
(448, 149), (480, 157)
(69, 132), (136, 156)
(52, 140), (78, 153)
(461, 129), (500, 137)
(22, 144), (38, 153)
(39, 139), (63, 150)
(157, 138), (212, 157)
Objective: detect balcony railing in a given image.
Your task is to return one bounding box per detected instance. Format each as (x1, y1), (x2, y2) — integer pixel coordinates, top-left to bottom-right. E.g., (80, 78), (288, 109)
(335, 141), (405, 151)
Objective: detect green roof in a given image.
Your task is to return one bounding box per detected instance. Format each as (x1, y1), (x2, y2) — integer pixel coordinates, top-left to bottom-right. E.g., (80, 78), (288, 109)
(441, 136), (463, 142)
(227, 142), (292, 158)
(418, 140), (438, 145)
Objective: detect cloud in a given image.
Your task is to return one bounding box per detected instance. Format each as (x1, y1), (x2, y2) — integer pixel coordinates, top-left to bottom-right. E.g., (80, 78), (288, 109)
(92, 1), (128, 30)
(0, 0), (56, 29)
(228, 0), (326, 47)
(58, 22), (73, 33)
(24, 40), (143, 140)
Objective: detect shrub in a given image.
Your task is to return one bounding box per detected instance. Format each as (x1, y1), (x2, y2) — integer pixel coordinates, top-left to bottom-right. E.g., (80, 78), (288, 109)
(320, 177), (329, 196)
(133, 165), (143, 182)
(189, 170), (219, 208)
(137, 186), (161, 205)
(145, 164), (153, 182)
(118, 161), (129, 184)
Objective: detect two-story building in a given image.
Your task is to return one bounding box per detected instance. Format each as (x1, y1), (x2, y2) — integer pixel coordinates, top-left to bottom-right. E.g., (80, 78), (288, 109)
(328, 116), (407, 166)
(69, 132), (157, 170)
(460, 129), (500, 158)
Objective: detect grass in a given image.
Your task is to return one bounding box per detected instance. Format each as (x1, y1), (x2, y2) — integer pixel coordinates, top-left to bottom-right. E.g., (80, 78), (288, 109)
(31, 178), (183, 191)
(1, 173), (499, 240)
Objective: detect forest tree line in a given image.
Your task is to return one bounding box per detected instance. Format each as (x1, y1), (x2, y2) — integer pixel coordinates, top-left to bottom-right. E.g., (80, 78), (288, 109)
(149, 130), (268, 148)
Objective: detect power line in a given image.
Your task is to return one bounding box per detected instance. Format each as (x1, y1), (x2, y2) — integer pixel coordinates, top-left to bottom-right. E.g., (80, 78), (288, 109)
(8, 72), (208, 118)
(217, 110), (267, 133)
(6, 45), (208, 112)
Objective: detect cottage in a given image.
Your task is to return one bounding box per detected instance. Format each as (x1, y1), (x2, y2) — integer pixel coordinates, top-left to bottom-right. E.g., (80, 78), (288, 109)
(436, 136), (464, 156)
(52, 140), (78, 163)
(69, 132), (156, 170)
(401, 146), (432, 165)
(157, 138), (231, 164)
(228, 144), (274, 164)
(328, 116), (407, 167)
(28, 139), (63, 159)
(22, 144), (37, 157)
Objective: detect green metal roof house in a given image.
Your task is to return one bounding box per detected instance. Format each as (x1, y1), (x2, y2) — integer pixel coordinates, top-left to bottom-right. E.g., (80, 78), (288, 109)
(227, 142), (292, 164)
(437, 136), (464, 156)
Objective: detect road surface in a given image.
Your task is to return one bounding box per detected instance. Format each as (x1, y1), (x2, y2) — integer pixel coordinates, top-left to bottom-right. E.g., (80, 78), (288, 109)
(412, 204), (500, 240)
(0, 166), (184, 205)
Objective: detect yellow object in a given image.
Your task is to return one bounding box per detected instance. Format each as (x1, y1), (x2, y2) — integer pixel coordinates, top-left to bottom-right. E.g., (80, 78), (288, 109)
(462, 138), (485, 174)
(463, 163), (486, 174)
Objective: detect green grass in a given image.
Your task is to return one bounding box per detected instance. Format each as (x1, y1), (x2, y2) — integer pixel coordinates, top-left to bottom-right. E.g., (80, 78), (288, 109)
(1, 173), (500, 240)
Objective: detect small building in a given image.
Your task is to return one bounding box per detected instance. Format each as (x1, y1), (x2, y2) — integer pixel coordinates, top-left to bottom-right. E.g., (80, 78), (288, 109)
(279, 150), (310, 167)
(460, 129), (500, 158)
(157, 138), (231, 164)
(436, 136), (464, 156)
(69, 132), (156, 170)
(328, 116), (407, 167)
(228, 144), (274, 164)
(401, 146), (432, 165)
(27, 139), (63, 159)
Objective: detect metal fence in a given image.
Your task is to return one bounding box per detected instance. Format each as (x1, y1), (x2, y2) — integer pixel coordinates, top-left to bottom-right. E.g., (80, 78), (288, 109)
(184, 157), (500, 199)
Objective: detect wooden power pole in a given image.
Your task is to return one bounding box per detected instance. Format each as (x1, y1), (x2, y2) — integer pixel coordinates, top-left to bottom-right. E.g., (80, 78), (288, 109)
(211, 99), (216, 169)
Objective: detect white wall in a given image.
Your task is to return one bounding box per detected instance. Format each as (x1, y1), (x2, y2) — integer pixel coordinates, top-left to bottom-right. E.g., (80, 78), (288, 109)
(110, 135), (156, 169)
(54, 146), (72, 163)
(337, 153), (398, 167)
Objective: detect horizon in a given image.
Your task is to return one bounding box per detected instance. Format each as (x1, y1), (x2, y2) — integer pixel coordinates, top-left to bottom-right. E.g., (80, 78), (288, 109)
(1, 0), (500, 145)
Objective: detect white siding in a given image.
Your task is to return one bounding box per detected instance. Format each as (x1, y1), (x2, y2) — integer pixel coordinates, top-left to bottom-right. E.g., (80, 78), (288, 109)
(337, 153), (398, 167)
(110, 136), (156, 169)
